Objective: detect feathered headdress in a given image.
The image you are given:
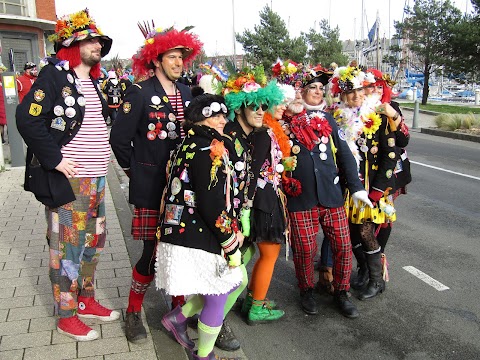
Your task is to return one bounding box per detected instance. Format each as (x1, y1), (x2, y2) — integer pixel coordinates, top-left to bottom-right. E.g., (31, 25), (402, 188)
(132, 20), (203, 78)
(223, 65), (284, 120)
(48, 8), (112, 57)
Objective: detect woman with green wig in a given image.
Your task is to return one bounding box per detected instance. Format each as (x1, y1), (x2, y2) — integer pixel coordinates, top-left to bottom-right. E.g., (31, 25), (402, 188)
(223, 65), (290, 325)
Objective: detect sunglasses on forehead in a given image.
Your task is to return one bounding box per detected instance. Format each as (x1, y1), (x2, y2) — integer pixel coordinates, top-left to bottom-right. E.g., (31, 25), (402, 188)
(249, 103), (269, 112)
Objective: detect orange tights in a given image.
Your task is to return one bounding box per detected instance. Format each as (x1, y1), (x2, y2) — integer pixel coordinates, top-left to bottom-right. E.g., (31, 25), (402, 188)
(250, 242), (281, 301)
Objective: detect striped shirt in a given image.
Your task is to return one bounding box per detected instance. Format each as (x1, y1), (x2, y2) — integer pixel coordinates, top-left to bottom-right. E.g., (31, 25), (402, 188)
(167, 92), (185, 138)
(61, 79), (110, 177)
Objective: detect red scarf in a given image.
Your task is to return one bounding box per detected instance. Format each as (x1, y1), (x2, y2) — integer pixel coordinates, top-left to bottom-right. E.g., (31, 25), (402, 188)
(285, 110), (332, 150)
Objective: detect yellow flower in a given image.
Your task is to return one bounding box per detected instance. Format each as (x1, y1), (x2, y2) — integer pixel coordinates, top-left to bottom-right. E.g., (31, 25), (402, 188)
(362, 112), (382, 138)
(71, 11), (90, 29)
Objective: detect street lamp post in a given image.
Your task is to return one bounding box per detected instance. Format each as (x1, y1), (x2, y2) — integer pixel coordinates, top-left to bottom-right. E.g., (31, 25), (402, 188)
(232, 0), (236, 69)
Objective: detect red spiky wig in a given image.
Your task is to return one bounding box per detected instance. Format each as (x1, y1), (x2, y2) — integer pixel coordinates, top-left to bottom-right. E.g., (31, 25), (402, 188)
(366, 68), (393, 103)
(132, 27), (203, 78)
(56, 43), (102, 79)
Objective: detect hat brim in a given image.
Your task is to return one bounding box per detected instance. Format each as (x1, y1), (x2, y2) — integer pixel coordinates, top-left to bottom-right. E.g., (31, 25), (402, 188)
(56, 32), (112, 57)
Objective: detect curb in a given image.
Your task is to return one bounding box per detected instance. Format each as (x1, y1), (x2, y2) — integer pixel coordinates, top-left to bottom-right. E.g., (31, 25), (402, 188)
(420, 128), (480, 143)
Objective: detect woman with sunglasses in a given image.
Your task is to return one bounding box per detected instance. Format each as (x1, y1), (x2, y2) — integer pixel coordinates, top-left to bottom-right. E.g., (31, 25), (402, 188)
(224, 66), (287, 325)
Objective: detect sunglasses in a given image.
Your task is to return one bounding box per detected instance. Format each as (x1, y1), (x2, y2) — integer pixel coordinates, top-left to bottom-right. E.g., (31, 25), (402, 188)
(250, 104), (269, 112)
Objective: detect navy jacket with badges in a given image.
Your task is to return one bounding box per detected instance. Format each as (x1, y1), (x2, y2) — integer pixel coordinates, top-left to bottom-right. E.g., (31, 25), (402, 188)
(110, 76), (192, 210)
(286, 110), (364, 212)
(16, 57), (109, 208)
(159, 125), (238, 256)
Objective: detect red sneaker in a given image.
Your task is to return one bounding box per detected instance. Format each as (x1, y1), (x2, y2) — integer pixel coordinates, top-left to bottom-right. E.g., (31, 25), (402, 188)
(57, 315), (99, 341)
(77, 296), (120, 321)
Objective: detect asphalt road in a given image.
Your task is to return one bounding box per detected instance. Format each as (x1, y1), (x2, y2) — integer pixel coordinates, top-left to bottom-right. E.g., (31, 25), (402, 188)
(109, 129), (480, 360)
(223, 131), (480, 360)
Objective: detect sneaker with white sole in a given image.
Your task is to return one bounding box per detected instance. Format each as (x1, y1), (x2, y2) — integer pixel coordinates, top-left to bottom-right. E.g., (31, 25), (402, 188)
(77, 296), (120, 321)
(57, 315), (99, 341)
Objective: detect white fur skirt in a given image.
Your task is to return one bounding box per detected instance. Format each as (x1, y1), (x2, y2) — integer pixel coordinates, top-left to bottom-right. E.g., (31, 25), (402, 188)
(155, 242), (243, 296)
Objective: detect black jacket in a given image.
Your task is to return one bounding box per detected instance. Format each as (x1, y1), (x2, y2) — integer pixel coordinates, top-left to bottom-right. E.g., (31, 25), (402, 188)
(16, 57), (109, 208)
(159, 125), (238, 255)
(110, 77), (192, 209)
(286, 111), (364, 212)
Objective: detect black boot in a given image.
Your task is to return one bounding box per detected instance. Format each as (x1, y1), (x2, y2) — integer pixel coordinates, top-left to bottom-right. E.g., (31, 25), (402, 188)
(334, 290), (359, 319)
(350, 245), (369, 290)
(300, 288), (318, 315)
(215, 319), (241, 351)
(125, 311), (147, 343)
(358, 252), (385, 300)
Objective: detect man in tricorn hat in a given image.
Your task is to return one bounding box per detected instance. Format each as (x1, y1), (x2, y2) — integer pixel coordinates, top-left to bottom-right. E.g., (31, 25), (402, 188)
(16, 9), (118, 341)
(110, 22), (202, 344)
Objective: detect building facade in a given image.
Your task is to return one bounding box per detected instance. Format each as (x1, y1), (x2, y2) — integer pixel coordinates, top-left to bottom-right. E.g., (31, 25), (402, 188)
(0, 0), (56, 73)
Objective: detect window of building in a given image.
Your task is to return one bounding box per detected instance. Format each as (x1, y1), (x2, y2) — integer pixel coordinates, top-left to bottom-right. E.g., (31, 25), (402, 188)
(0, 0), (26, 17)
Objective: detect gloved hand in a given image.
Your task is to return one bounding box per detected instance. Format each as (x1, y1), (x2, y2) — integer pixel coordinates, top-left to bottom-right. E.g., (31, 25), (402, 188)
(240, 207), (251, 237)
(282, 156), (297, 172)
(227, 249), (241, 267)
(352, 190), (374, 208)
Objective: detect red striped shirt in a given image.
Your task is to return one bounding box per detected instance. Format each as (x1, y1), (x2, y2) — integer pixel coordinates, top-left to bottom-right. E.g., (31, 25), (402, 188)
(167, 92), (185, 138)
(61, 79), (110, 177)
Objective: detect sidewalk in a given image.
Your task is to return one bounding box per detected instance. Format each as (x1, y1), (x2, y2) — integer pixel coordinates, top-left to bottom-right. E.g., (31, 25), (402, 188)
(0, 166), (158, 360)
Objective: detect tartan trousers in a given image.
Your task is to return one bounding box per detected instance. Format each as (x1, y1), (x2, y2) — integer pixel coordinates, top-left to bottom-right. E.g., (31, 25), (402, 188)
(289, 205), (352, 292)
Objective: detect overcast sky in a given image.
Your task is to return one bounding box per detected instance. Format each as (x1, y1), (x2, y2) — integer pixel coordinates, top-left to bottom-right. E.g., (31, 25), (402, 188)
(54, 0), (472, 60)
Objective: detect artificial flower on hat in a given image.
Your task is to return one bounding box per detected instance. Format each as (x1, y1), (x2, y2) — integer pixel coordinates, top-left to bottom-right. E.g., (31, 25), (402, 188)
(132, 20), (203, 78)
(223, 65), (284, 120)
(271, 59), (305, 88)
(330, 66), (371, 96)
(48, 8), (112, 57)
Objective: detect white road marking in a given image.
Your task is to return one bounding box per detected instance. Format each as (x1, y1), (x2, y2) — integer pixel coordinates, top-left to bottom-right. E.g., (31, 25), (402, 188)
(403, 266), (450, 291)
(410, 160), (480, 181)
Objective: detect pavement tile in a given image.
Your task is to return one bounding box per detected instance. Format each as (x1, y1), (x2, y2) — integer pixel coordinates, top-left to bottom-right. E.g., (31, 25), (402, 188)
(101, 321), (125, 339)
(96, 276), (131, 289)
(0, 308), (8, 322)
(0, 254), (25, 263)
(24, 252), (49, 260)
(0, 295), (34, 309)
(20, 267), (47, 277)
(29, 316), (57, 332)
(33, 293), (54, 306)
(14, 283), (51, 296)
(0, 349), (24, 360)
(0, 276), (39, 288)
(4, 259), (42, 270)
(95, 287), (120, 300)
(113, 267), (133, 278)
(0, 269), (21, 279)
(7, 305), (54, 321)
(105, 349), (158, 360)
(77, 336), (129, 358)
(0, 287), (14, 298)
(128, 337), (154, 351)
(97, 259), (131, 270)
(95, 269), (115, 280)
(111, 253), (129, 261)
(0, 330), (52, 351)
(23, 343), (77, 360)
(0, 319), (29, 336)
(1, 229), (34, 238)
(37, 274), (50, 285)
(9, 245), (46, 254)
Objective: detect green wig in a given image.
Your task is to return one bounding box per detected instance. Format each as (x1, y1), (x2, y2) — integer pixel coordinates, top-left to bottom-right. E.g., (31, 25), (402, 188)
(223, 65), (285, 120)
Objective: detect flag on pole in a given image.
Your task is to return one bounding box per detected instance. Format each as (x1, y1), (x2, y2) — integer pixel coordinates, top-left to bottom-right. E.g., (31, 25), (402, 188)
(368, 20), (377, 43)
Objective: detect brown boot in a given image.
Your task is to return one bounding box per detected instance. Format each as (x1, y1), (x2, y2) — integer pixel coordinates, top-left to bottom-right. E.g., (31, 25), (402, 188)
(317, 266), (334, 295)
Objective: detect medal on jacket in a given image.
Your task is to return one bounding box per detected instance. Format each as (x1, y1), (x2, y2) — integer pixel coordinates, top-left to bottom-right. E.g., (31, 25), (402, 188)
(147, 131), (156, 140)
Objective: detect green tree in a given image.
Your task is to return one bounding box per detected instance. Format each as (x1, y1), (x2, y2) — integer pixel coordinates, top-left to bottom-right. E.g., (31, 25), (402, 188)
(393, 0), (462, 104)
(236, 6), (307, 73)
(302, 19), (348, 67)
